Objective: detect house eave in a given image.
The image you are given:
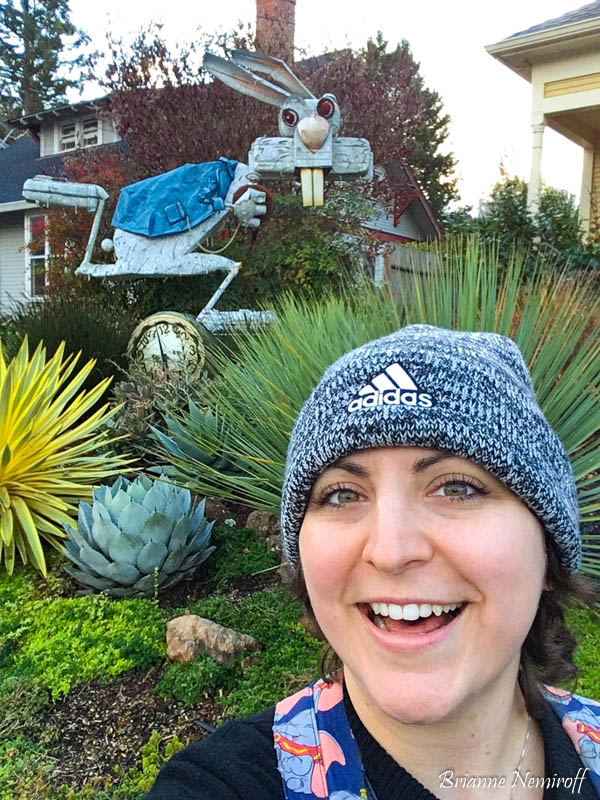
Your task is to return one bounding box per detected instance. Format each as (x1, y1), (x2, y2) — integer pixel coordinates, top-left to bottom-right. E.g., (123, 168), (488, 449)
(5, 96), (111, 132)
(0, 200), (32, 213)
(486, 19), (600, 82)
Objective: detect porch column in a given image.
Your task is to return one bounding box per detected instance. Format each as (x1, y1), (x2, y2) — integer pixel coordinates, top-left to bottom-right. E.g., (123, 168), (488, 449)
(579, 145), (594, 239)
(527, 122), (545, 215)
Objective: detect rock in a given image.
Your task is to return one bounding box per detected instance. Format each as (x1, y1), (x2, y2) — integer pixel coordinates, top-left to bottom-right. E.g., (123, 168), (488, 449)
(246, 509), (280, 538)
(265, 533), (281, 553)
(166, 614), (261, 665)
(278, 561), (295, 587)
(298, 613), (324, 640)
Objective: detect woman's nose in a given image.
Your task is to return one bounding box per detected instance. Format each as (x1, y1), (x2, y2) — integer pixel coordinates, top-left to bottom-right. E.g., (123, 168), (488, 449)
(361, 498), (435, 574)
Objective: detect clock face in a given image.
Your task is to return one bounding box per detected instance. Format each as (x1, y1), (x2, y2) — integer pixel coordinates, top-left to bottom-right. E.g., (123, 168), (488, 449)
(128, 313), (206, 376)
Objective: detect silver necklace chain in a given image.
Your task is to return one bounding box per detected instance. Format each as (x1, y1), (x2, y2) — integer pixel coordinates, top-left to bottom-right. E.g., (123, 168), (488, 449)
(509, 715), (531, 800)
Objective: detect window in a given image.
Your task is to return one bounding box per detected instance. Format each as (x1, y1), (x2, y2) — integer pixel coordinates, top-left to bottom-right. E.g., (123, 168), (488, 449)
(59, 121), (76, 151)
(28, 215), (47, 297)
(59, 117), (99, 151)
(82, 117), (98, 147)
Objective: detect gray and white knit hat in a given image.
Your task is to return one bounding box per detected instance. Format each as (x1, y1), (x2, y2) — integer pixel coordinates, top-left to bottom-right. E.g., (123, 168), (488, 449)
(280, 324), (581, 574)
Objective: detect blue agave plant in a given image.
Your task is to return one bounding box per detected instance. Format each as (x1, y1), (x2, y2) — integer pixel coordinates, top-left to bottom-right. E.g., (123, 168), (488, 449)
(62, 474), (215, 597)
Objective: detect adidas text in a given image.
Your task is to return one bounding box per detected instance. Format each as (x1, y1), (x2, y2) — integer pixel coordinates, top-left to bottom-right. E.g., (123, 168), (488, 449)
(348, 389), (433, 413)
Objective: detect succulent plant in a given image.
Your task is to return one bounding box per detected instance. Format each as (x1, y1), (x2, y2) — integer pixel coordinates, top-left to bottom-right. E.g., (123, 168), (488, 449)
(152, 401), (244, 476)
(62, 475), (215, 597)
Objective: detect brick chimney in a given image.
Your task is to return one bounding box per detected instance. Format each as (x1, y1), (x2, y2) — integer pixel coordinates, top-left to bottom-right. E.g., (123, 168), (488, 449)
(256, 0), (296, 64)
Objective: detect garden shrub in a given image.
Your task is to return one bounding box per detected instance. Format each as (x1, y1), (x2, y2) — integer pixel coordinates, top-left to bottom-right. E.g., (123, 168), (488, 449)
(442, 175), (600, 275)
(0, 736), (55, 800)
(0, 677), (50, 741)
(0, 730), (184, 799)
(107, 730), (185, 798)
(568, 607), (600, 699)
(5, 290), (135, 388)
(0, 338), (130, 576)
(155, 247), (600, 580)
(102, 361), (211, 467)
(0, 317), (23, 361)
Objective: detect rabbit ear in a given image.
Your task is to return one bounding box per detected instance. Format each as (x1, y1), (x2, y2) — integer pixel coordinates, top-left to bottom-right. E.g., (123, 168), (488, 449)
(231, 50), (314, 100)
(203, 52), (289, 107)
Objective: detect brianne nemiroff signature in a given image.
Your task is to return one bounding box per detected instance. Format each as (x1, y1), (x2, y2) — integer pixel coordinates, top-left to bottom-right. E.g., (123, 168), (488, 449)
(439, 768), (589, 794)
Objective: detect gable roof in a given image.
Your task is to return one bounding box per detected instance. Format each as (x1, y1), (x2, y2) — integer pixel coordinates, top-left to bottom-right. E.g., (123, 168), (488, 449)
(0, 135), (63, 206)
(509, 1), (600, 39)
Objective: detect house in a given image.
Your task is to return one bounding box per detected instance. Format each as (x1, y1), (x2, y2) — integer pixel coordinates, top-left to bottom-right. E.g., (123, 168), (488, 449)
(0, 97), (120, 313)
(486, 1), (600, 237)
(365, 163), (441, 288)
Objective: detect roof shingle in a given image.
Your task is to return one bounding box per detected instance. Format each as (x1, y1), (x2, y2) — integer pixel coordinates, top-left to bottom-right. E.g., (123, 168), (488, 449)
(509, 1), (600, 39)
(0, 135), (63, 205)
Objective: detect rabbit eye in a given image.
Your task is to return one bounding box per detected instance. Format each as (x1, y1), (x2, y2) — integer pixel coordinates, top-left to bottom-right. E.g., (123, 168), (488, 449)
(282, 108), (299, 127)
(317, 97), (335, 119)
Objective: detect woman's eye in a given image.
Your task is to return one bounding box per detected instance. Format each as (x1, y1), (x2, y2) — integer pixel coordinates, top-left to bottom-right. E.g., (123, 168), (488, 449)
(433, 481), (478, 501)
(328, 489), (361, 506)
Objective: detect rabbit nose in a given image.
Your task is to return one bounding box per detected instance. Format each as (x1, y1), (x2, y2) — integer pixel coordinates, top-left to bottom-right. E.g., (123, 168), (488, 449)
(297, 114), (330, 152)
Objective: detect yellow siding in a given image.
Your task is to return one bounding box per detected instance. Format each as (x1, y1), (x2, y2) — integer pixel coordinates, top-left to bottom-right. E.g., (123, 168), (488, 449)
(544, 73), (600, 98)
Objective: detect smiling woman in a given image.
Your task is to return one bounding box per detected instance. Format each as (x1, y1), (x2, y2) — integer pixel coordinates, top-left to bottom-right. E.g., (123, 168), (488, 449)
(144, 325), (599, 800)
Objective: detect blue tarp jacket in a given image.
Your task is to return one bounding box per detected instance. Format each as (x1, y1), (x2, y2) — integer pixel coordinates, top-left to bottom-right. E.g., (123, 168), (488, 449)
(111, 158), (238, 238)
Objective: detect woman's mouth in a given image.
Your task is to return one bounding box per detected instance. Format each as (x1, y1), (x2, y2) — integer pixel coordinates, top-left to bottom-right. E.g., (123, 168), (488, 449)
(360, 600), (467, 635)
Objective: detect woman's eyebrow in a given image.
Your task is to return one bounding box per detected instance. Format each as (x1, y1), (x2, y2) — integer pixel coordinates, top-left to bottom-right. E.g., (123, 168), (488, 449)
(324, 451), (458, 478)
(411, 452), (456, 473)
(325, 457), (370, 477)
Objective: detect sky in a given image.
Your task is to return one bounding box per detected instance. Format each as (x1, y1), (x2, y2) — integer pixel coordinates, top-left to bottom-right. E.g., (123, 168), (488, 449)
(68, 0), (587, 211)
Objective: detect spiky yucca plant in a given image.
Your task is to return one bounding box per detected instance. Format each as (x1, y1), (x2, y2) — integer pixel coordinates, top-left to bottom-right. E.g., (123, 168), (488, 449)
(151, 239), (600, 579)
(62, 475), (215, 597)
(0, 337), (129, 577)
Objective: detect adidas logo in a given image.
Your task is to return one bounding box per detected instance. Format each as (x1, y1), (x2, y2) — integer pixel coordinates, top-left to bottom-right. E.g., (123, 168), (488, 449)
(347, 362), (433, 413)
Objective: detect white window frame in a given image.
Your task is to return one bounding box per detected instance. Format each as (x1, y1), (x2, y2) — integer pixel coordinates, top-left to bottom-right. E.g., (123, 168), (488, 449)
(57, 115), (101, 153)
(25, 213), (49, 299)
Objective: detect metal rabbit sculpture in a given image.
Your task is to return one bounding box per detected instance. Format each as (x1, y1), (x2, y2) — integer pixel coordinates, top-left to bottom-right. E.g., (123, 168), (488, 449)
(203, 50), (373, 207)
(21, 51), (372, 340)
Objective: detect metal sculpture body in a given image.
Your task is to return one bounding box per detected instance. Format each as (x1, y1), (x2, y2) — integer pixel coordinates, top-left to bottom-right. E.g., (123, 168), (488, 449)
(23, 163), (270, 332)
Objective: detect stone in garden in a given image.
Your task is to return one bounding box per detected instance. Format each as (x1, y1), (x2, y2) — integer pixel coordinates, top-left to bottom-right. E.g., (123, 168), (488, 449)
(246, 509), (280, 538)
(278, 562), (295, 587)
(265, 533), (282, 553)
(298, 613), (323, 641)
(166, 614), (260, 665)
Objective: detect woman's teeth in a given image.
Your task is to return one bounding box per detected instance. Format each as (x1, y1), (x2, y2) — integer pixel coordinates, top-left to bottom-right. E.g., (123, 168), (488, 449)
(369, 601), (463, 620)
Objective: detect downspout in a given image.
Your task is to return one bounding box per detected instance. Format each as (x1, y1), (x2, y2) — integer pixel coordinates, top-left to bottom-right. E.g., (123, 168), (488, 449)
(373, 246), (386, 288)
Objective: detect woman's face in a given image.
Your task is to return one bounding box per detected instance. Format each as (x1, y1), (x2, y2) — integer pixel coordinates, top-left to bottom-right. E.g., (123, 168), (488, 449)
(299, 446), (546, 726)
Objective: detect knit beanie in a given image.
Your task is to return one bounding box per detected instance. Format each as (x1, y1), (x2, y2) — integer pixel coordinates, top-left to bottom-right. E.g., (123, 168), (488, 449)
(280, 324), (580, 574)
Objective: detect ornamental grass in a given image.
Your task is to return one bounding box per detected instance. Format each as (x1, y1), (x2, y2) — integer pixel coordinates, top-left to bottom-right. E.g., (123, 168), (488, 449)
(154, 239), (600, 578)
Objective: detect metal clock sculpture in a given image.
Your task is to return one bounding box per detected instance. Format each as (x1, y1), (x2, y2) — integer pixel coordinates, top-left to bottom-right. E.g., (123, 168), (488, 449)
(127, 313), (207, 377)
